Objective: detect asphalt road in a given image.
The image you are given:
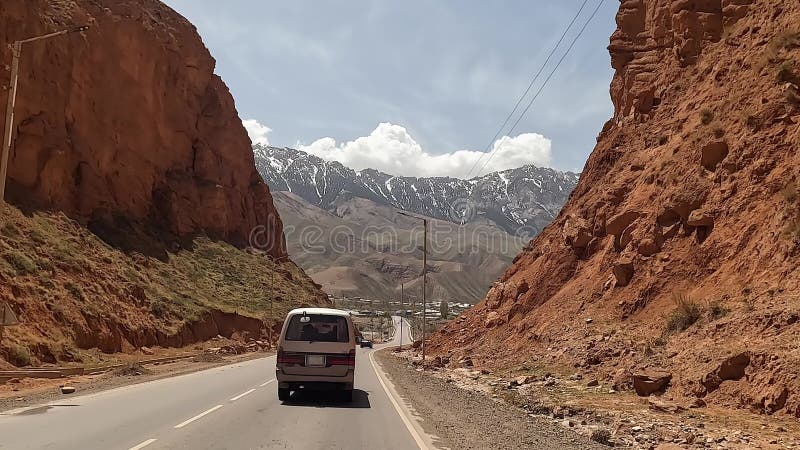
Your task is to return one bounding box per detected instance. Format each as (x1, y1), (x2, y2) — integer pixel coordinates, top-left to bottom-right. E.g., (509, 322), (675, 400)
(0, 317), (422, 450)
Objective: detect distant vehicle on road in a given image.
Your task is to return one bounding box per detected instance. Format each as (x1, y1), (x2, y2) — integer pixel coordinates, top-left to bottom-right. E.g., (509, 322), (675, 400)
(276, 308), (356, 402)
(360, 339), (373, 348)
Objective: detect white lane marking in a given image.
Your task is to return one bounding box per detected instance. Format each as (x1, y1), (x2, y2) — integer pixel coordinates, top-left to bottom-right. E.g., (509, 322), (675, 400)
(128, 438), (157, 450)
(229, 388), (256, 402)
(260, 379), (276, 387)
(174, 405), (223, 428)
(369, 351), (429, 450)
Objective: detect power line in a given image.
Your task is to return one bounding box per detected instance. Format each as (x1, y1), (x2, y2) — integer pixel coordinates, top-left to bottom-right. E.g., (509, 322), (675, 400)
(474, 0), (606, 178)
(464, 0), (591, 181)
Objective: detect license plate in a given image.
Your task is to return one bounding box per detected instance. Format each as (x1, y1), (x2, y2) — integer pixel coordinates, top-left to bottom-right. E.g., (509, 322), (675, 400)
(306, 355), (326, 367)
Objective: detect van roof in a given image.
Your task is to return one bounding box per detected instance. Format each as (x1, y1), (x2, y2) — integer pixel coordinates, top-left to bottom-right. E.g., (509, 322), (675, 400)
(286, 307), (352, 318)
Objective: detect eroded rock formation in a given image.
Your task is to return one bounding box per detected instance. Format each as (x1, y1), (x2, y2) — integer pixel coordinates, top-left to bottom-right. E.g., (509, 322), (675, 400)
(0, 0), (284, 255)
(429, 0), (800, 417)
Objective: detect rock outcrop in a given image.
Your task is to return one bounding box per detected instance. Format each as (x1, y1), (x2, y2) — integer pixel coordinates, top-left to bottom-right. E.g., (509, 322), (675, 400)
(429, 0), (800, 417)
(1, 0), (284, 255)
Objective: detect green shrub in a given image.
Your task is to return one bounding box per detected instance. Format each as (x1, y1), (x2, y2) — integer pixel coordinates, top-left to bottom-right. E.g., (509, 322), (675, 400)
(708, 301), (729, 320)
(64, 281), (86, 301)
(783, 181), (798, 203)
(666, 293), (703, 333)
(4, 250), (37, 275)
(700, 109), (714, 125)
(8, 344), (32, 367)
(777, 60), (796, 83)
(1, 222), (20, 238)
(150, 299), (169, 318)
(590, 428), (612, 445)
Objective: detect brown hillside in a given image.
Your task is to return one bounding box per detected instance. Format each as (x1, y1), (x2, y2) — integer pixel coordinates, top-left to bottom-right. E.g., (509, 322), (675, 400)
(1, 0), (284, 252)
(428, 0), (800, 417)
(0, 0), (329, 367)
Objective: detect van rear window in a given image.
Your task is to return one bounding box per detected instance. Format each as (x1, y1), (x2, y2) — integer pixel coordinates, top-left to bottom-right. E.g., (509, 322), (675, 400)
(285, 314), (349, 343)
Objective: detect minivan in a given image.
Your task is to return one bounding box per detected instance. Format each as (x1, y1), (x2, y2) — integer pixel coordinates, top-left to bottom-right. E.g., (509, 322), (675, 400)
(275, 308), (356, 401)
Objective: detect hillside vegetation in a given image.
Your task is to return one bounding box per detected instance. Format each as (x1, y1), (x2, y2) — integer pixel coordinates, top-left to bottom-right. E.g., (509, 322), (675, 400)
(0, 204), (327, 368)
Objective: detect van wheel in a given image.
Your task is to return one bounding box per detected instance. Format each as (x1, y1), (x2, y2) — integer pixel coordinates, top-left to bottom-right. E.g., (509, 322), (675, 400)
(340, 389), (353, 403)
(278, 388), (290, 401)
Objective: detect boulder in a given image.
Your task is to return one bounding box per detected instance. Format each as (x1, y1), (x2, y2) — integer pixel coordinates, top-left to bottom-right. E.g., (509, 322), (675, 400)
(562, 216), (593, 249)
(606, 211), (641, 237)
(484, 311), (504, 328)
(60, 386), (76, 394)
(700, 141), (729, 171)
(515, 375), (535, 386)
(612, 258), (635, 287)
(637, 238), (661, 256)
(687, 209), (714, 227)
(701, 352), (750, 393)
(139, 346), (155, 356)
(632, 371), (672, 396)
(648, 397), (686, 413)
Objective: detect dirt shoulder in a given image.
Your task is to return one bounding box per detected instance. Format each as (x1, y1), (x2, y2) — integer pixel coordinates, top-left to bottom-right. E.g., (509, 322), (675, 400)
(375, 348), (607, 450)
(383, 349), (800, 450)
(0, 351), (272, 413)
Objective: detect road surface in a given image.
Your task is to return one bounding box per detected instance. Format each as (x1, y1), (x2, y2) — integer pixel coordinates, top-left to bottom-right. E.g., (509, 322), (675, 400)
(0, 317), (420, 450)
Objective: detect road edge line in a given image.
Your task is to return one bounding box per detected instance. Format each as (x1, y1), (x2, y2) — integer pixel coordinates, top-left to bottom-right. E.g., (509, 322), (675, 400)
(369, 349), (433, 450)
(229, 388), (256, 402)
(173, 404), (223, 428)
(128, 438), (157, 450)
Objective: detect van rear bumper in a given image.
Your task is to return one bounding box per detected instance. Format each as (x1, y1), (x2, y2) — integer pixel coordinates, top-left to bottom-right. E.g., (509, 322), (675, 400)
(276, 369), (354, 390)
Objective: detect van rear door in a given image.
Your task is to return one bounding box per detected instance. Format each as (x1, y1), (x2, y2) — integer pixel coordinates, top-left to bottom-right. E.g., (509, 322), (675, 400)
(279, 313), (354, 377)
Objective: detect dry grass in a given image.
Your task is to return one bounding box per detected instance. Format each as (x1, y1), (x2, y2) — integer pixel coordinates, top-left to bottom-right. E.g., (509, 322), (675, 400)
(3, 250), (37, 275)
(665, 292), (703, 333)
(590, 428), (612, 446)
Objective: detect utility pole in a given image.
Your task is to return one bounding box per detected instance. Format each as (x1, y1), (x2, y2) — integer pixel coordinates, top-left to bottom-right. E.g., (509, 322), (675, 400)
(396, 211), (429, 367)
(399, 283), (404, 350)
(1, 26), (89, 202)
(422, 217), (427, 367)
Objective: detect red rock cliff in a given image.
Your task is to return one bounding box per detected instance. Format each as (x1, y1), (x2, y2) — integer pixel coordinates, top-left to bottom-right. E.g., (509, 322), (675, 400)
(0, 0), (285, 255)
(430, 0), (800, 416)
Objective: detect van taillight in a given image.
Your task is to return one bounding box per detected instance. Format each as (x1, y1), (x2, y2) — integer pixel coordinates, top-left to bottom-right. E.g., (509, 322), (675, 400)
(328, 349), (356, 367)
(277, 348), (303, 365)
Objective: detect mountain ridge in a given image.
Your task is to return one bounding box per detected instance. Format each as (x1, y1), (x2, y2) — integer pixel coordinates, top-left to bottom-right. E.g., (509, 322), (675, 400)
(254, 145), (579, 238)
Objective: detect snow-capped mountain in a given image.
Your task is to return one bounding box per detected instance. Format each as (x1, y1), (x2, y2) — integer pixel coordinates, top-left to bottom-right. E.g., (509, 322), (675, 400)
(254, 145), (579, 237)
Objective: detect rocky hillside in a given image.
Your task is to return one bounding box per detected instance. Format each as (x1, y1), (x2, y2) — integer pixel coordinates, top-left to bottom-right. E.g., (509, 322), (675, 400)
(255, 145), (578, 237)
(274, 191), (523, 303)
(429, 0), (800, 418)
(0, 0), (328, 367)
(2, 0), (284, 254)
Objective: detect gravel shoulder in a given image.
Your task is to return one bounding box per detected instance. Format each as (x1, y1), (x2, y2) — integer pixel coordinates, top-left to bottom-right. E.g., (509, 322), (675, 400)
(375, 349), (607, 450)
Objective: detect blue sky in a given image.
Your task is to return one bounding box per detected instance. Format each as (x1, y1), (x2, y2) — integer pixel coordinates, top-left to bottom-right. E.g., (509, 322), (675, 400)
(163, 1), (618, 176)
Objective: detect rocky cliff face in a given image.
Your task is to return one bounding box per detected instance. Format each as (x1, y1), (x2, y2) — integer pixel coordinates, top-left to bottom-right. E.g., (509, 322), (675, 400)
(1, 0), (284, 255)
(430, 0), (800, 417)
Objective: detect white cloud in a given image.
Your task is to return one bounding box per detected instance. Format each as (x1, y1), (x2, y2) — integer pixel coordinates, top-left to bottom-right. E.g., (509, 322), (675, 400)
(243, 119), (272, 146)
(298, 122), (551, 179)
